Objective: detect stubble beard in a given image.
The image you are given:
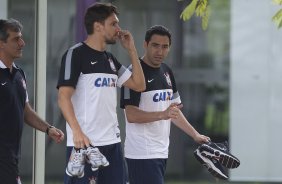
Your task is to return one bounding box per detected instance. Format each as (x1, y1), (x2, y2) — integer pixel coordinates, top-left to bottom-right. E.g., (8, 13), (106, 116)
(105, 39), (116, 44)
(105, 36), (117, 44)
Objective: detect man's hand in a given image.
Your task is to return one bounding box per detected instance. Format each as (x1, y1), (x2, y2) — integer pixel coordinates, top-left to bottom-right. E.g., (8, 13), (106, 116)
(194, 134), (211, 144)
(72, 129), (91, 149)
(162, 103), (181, 120)
(48, 127), (64, 143)
(118, 30), (135, 50)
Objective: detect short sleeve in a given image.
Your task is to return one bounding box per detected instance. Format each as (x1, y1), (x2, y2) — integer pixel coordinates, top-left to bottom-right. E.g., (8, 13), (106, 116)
(167, 67), (181, 104)
(105, 52), (131, 87)
(57, 47), (81, 89)
(120, 86), (141, 109)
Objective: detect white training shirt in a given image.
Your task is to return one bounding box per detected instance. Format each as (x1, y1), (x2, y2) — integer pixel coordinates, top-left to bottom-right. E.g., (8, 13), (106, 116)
(57, 42), (131, 146)
(120, 60), (181, 159)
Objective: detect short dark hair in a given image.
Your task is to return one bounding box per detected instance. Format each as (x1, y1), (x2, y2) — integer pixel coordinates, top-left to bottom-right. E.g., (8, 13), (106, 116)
(0, 18), (23, 42)
(84, 2), (119, 35)
(145, 25), (172, 45)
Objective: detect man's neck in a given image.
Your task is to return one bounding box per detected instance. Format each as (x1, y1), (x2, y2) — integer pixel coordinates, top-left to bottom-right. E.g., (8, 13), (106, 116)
(141, 56), (161, 68)
(84, 34), (106, 51)
(0, 56), (13, 72)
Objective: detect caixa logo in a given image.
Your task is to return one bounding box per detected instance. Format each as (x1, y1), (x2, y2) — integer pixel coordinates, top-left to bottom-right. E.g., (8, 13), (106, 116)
(153, 91), (173, 102)
(94, 77), (116, 87)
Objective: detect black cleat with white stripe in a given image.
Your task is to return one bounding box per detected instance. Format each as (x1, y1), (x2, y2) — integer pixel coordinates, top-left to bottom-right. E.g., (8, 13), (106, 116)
(199, 141), (240, 169)
(194, 149), (228, 180)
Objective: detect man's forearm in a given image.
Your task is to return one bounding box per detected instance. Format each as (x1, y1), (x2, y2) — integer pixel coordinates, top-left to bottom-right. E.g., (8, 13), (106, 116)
(128, 48), (145, 92)
(24, 103), (50, 132)
(125, 106), (165, 123)
(171, 111), (199, 140)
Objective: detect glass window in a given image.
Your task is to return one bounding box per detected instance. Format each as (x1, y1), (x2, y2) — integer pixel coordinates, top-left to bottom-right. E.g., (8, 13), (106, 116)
(112, 0), (231, 181)
(44, 0), (231, 182)
(45, 0), (76, 183)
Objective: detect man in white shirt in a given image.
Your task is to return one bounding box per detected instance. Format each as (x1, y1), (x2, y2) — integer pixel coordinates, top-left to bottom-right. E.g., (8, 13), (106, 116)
(57, 2), (145, 184)
(120, 25), (210, 184)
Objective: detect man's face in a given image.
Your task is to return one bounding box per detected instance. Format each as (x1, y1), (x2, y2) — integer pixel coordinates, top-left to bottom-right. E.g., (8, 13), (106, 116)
(144, 34), (170, 68)
(101, 13), (121, 44)
(0, 30), (25, 60)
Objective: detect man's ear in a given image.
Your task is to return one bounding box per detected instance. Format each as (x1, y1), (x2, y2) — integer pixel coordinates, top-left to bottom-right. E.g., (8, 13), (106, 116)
(143, 41), (147, 49)
(94, 22), (102, 32)
(0, 40), (5, 49)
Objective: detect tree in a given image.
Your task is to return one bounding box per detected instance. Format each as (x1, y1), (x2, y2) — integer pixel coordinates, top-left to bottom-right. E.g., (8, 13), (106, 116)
(180, 0), (282, 30)
(272, 0), (282, 28)
(180, 0), (210, 30)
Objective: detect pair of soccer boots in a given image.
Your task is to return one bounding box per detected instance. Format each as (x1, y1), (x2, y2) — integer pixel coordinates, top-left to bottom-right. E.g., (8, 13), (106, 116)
(66, 146), (109, 178)
(194, 141), (240, 180)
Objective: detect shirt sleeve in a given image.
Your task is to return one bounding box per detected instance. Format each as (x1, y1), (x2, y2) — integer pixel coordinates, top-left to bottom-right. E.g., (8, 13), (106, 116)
(57, 48), (81, 89)
(107, 53), (132, 88)
(18, 68), (29, 102)
(120, 86), (141, 109)
(117, 66), (131, 87)
(168, 67), (181, 104)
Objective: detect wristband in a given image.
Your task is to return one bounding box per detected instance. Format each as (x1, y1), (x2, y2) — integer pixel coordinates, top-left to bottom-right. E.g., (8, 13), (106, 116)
(46, 125), (54, 135)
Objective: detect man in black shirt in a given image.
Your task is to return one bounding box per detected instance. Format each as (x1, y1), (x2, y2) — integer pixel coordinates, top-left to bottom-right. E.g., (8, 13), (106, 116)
(0, 18), (64, 184)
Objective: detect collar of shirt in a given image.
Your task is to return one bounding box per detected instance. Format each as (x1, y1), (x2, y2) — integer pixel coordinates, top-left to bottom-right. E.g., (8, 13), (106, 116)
(0, 60), (17, 69)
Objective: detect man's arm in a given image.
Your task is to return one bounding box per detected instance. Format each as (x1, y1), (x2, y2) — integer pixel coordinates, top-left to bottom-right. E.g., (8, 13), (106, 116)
(171, 110), (210, 144)
(58, 86), (91, 148)
(125, 104), (179, 123)
(24, 103), (64, 143)
(125, 104), (210, 144)
(118, 30), (145, 92)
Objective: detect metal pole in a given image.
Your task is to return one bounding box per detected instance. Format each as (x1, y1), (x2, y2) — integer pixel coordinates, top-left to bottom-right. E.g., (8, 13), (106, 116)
(33, 0), (47, 183)
(0, 0), (7, 18)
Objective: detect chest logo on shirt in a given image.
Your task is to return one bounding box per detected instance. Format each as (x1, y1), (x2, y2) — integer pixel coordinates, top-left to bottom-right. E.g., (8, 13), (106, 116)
(91, 61), (98, 65)
(164, 72), (172, 87)
(1, 82), (7, 86)
(88, 176), (96, 184)
(108, 58), (117, 72)
(94, 77), (116, 87)
(153, 91), (173, 102)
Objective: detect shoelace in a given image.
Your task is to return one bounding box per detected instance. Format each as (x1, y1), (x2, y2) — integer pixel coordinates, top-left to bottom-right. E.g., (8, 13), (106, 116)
(88, 148), (103, 160)
(71, 151), (84, 165)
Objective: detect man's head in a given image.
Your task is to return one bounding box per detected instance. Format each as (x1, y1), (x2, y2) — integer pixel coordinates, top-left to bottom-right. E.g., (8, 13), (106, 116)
(0, 18), (23, 42)
(0, 19), (25, 60)
(143, 25), (172, 68)
(145, 25), (171, 46)
(84, 3), (121, 44)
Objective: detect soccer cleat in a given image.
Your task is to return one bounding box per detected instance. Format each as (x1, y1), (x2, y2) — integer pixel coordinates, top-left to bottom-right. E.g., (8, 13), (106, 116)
(85, 146), (109, 171)
(194, 149), (228, 180)
(199, 141), (240, 169)
(66, 148), (86, 178)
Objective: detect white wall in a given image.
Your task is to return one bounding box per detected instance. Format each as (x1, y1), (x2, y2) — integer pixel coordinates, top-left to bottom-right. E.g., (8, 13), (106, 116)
(0, 0), (7, 19)
(230, 0), (282, 182)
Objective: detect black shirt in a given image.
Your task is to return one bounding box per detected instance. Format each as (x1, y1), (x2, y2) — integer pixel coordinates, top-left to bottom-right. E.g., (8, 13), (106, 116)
(0, 62), (27, 159)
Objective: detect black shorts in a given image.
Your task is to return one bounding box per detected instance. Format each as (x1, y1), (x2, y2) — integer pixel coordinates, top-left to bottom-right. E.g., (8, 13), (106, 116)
(126, 158), (167, 184)
(0, 157), (20, 184)
(64, 142), (127, 184)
